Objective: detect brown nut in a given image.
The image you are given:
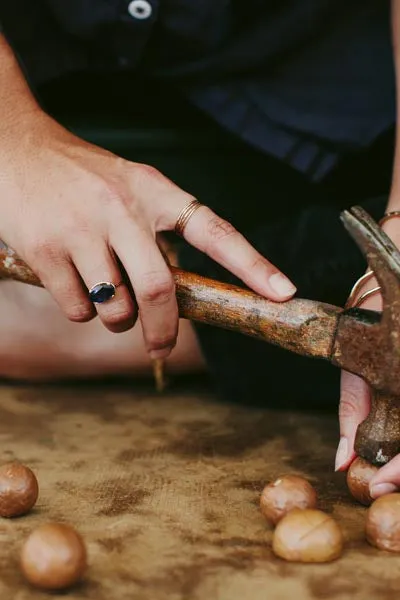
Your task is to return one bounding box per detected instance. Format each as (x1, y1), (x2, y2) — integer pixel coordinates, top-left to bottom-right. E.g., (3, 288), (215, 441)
(21, 523), (87, 590)
(346, 457), (379, 506)
(366, 493), (400, 552)
(260, 475), (317, 525)
(0, 462), (38, 517)
(272, 508), (343, 563)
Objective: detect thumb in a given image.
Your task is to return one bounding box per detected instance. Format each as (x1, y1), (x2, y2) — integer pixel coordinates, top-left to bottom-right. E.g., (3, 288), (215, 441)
(335, 370), (371, 472)
(369, 456), (400, 499)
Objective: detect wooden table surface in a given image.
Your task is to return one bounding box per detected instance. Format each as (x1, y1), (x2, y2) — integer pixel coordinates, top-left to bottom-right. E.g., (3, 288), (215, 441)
(0, 378), (398, 600)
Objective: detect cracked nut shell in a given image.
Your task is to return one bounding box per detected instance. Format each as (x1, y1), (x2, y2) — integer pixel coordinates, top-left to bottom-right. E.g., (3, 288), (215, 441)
(260, 475), (317, 525)
(21, 523), (87, 590)
(272, 508), (343, 563)
(0, 462), (38, 517)
(366, 493), (400, 552)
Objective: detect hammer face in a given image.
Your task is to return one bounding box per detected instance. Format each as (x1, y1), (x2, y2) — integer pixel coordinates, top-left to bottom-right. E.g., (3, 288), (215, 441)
(332, 307), (400, 396)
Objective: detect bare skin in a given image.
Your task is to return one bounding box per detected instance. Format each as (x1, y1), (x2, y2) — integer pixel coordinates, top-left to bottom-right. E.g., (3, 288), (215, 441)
(0, 279), (205, 381)
(0, 32), (296, 383)
(0, 32), (298, 382)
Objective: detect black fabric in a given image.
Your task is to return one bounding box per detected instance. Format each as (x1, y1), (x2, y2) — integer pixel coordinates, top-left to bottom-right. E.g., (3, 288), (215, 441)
(177, 130), (393, 410)
(0, 0), (395, 180)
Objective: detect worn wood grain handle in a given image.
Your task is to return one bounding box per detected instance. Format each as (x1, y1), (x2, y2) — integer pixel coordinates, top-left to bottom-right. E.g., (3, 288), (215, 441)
(0, 246), (341, 360)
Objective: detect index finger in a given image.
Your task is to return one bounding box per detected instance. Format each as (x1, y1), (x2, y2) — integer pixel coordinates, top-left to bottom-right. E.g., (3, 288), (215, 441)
(179, 205), (296, 301)
(336, 370), (371, 472)
(369, 456), (400, 498)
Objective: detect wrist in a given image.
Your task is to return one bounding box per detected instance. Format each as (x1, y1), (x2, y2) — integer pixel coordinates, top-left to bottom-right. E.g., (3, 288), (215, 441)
(379, 210), (400, 247)
(0, 36), (41, 134)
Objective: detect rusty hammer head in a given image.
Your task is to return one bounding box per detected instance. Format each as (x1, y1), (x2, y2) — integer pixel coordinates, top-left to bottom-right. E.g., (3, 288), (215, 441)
(331, 206), (400, 396)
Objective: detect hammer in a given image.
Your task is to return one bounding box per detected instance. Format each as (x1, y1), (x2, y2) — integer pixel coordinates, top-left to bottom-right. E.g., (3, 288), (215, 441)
(0, 206), (399, 467)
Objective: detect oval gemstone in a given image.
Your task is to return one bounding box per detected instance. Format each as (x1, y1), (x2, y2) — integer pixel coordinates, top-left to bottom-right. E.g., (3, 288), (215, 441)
(89, 282), (116, 304)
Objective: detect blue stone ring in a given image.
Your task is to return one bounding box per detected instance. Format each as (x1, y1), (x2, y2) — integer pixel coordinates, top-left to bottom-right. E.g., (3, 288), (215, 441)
(88, 281), (123, 304)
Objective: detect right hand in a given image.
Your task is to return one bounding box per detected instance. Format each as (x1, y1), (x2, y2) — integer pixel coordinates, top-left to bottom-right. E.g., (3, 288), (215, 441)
(337, 215), (400, 498)
(0, 109), (296, 360)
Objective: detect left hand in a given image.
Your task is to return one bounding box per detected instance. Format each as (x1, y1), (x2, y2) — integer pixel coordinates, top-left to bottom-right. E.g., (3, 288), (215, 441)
(335, 216), (400, 499)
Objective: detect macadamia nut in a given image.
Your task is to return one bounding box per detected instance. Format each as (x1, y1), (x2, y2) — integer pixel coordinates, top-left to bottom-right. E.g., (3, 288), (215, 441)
(0, 462), (38, 517)
(366, 493), (400, 552)
(346, 457), (378, 506)
(272, 508), (343, 563)
(260, 475), (317, 525)
(21, 523), (87, 590)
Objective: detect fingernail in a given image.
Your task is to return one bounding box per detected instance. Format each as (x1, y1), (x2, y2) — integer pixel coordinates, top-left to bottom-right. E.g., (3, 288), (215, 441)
(269, 273), (297, 298)
(149, 348), (172, 361)
(370, 482), (398, 499)
(335, 437), (349, 471)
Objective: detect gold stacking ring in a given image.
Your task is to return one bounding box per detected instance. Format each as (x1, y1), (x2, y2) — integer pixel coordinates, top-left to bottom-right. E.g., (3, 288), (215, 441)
(174, 199), (203, 237)
(346, 211), (400, 309)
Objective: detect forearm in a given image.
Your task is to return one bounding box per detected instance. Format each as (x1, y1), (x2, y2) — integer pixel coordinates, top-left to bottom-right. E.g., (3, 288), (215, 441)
(388, 1), (400, 214)
(0, 34), (40, 130)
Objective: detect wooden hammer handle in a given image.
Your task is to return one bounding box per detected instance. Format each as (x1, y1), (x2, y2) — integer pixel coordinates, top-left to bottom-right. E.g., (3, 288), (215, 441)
(0, 246), (341, 360)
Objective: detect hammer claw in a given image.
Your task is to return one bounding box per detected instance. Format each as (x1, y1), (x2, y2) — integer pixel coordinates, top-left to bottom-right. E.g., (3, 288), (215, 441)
(341, 206), (400, 314)
(333, 206), (400, 397)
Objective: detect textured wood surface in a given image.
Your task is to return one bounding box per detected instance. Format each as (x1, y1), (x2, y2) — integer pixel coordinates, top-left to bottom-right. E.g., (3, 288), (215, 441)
(0, 379), (399, 600)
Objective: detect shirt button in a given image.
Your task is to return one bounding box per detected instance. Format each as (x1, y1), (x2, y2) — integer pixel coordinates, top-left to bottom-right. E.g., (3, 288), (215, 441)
(127, 0), (152, 20)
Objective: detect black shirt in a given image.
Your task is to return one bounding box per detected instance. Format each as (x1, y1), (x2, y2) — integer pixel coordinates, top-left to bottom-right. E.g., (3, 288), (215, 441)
(0, 0), (395, 180)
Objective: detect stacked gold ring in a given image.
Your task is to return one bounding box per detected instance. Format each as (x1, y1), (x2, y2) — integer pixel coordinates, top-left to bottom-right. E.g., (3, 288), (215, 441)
(346, 211), (400, 309)
(174, 199), (203, 237)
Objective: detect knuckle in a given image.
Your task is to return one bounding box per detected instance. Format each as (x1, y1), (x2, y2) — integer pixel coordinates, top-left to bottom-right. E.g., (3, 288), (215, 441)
(100, 180), (125, 205)
(207, 216), (237, 246)
(138, 271), (175, 306)
(64, 215), (91, 238)
(65, 303), (94, 323)
(137, 164), (160, 179)
(134, 163), (166, 185)
(146, 332), (176, 351)
(248, 255), (268, 272)
(26, 236), (60, 263)
(93, 174), (130, 212)
(129, 163), (171, 197)
(103, 307), (134, 327)
(339, 391), (360, 419)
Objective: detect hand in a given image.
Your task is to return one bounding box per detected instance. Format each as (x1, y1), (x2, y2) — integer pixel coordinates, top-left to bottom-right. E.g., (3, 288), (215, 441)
(0, 110), (296, 360)
(336, 216), (400, 498)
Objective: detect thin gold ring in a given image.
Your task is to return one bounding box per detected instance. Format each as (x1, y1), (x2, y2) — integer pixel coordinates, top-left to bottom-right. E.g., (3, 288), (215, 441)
(346, 210), (400, 309)
(345, 270), (375, 309)
(174, 199), (203, 237)
(379, 211), (400, 227)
